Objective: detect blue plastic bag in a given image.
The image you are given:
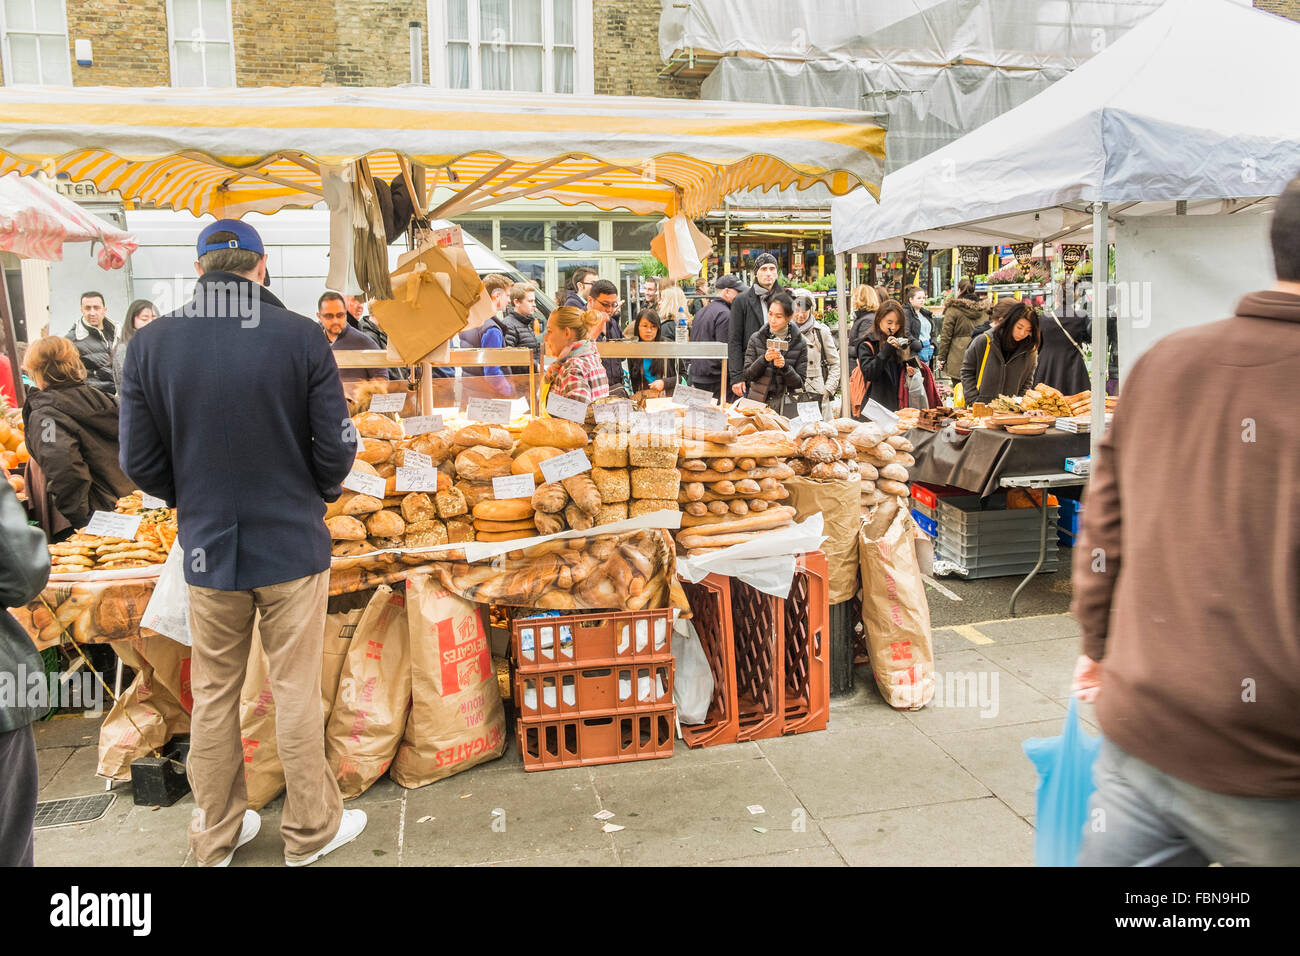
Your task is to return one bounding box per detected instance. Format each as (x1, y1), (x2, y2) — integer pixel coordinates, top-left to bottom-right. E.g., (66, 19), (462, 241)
(1022, 697), (1101, 866)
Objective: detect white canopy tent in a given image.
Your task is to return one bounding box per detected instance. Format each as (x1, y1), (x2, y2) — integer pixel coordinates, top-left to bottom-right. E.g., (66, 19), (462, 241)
(829, 0), (1300, 446)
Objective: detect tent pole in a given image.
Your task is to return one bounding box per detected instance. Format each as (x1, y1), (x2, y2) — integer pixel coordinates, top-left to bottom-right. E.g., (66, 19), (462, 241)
(723, 202), (731, 274)
(836, 252), (849, 417)
(1090, 202), (1108, 458)
(0, 268), (23, 406)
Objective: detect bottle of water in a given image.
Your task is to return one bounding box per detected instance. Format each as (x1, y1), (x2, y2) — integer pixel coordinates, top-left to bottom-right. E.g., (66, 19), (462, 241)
(676, 306), (689, 344)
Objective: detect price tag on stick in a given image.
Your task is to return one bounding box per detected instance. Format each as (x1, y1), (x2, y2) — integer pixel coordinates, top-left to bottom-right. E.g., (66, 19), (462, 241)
(466, 397), (513, 424)
(540, 449), (593, 484)
(394, 468), (441, 493)
(685, 406), (727, 431)
(367, 392), (407, 413)
(673, 385), (717, 408)
(342, 471), (387, 499)
(402, 415), (444, 436)
(492, 474), (536, 499)
(545, 393), (589, 424)
(86, 511), (143, 541)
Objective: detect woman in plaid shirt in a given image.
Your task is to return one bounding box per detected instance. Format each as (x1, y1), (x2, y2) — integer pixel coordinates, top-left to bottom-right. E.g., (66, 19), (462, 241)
(543, 307), (610, 403)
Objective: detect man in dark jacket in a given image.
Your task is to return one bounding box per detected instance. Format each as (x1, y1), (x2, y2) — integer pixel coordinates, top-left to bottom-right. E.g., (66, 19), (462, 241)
(586, 278), (630, 396)
(500, 281), (542, 377)
(562, 266), (597, 310)
(319, 291), (387, 392)
(69, 291), (117, 396)
(689, 274), (742, 399)
(119, 219), (365, 868)
(727, 252), (780, 397)
(0, 483), (49, 866)
(1072, 176), (1300, 866)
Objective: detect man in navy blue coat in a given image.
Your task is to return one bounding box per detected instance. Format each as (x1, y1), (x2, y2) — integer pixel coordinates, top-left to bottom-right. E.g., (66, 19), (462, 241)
(119, 219), (366, 868)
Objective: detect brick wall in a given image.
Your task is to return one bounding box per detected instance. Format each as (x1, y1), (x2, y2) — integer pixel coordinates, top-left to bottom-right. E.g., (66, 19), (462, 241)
(1253, 0), (1300, 21)
(63, 0), (170, 86)
(593, 0), (701, 99)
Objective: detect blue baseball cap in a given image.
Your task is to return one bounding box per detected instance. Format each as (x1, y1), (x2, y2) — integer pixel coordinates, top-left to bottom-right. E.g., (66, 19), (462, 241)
(196, 218), (265, 258)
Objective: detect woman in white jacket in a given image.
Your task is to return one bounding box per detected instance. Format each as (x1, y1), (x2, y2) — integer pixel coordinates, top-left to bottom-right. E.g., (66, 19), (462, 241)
(790, 292), (841, 418)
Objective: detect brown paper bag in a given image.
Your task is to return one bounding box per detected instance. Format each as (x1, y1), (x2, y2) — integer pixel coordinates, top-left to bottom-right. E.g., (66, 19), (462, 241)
(324, 586), (411, 798)
(321, 608), (363, 724)
(783, 474), (862, 604)
(238, 623), (284, 810)
(390, 574), (505, 788)
(858, 506), (935, 710)
(96, 653), (191, 780)
(371, 241), (487, 363)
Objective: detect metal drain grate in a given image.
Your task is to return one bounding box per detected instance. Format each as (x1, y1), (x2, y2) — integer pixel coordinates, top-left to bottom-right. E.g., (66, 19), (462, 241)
(34, 794), (116, 830)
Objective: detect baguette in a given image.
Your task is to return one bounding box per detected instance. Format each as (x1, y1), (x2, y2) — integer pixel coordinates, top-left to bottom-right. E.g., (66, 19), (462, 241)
(473, 498), (534, 521)
(735, 478), (761, 496)
(678, 526), (792, 550)
(706, 500), (730, 515)
(682, 426), (738, 444)
(680, 435), (799, 459)
(683, 482), (705, 501)
(712, 458), (736, 473)
(748, 498), (770, 512)
(678, 485), (787, 503)
(709, 480), (736, 495)
(681, 459), (708, 472)
(679, 511), (733, 528)
(736, 458), (757, 470)
(521, 418), (589, 450)
(676, 462), (793, 483)
(683, 501), (709, 517)
(729, 499), (749, 515)
(680, 505), (796, 537)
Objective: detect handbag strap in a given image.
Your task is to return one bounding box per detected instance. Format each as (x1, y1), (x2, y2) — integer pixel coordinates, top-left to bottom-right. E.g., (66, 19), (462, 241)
(1052, 313), (1088, 362)
(975, 336), (992, 390)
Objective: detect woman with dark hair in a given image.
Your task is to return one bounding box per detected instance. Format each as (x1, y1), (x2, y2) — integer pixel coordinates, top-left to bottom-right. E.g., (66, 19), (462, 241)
(855, 301), (911, 413)
(937, 279), (987, 383)
(961, 299), (1041, 406)
(743, 291), (807, 416)
(903, 285), (936, 366)
(21, 337), (133, 532)
(849, 284), (880, 355)
(627, 309), (676, 398)
(111, 299), (156, 392)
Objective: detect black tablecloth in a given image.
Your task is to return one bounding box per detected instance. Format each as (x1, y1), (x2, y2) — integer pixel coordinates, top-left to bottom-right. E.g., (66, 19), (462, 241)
(907, 426), (1090, 497)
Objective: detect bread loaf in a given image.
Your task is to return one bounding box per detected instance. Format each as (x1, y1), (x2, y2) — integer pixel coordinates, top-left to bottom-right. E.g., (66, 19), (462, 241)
(400, 493), (436, 523)
(591, 466), (630, 503)
(358, 438), (394, 464)
(354, 412), (404, 441)
(736, 458), (757, 471)
(592, 427), (629, 467)
(342, 494), (383, 516)
(451, 424), (512, 450)
(444, 517), (475, 543)
(630, 467), (681, 501)
(684, 501), (709, 517)
(331, 540), (371, 557)
(709, 480), (736, 496)
(810, 461), (851, 480)
(406, 431), (452, 464)
(682, 482), (705, 501)
(374, 463), (397, 479)
(455, 445), (513, 480)
(858, 462), (879, 481)
(894, 452), (916, 468)
(887, 435), (914, 452)
(454, 480), (494, 510)
(564, 503), (594, 531)
(529, 510), (562, 535)
(348, 459), (379, 476)
(512, 446), (565, 483)
(880, 463), (910, 482)
(729, 499), (749, 515)
(473, 498), (535, 521)
(789, 458), (811, 476)
(707, 500), (730, 515)
(325, 492), (354, 520)
(629, 499), (678, 517)
(712, 458), (736, 473)
(681, 459), (708, 472)
(748, 498), (770, 512)
(561, 473), (602, 516)
(522, 418), (588, 450)
(799, 435), (841, 463)
(531, 481), (569, 514)
(475, 529), (536, 543)
(735, 478), (761, 496)
(326, 516), (367, 541)
(595, 502), (629, 525)
(473, 517), (537, 534)
(366, 509), (406, 538)
(405, 521), (449, 548)
(797, 421), (837, 439)
(878, 479), (910, 496)
(434, 487), (468, 519)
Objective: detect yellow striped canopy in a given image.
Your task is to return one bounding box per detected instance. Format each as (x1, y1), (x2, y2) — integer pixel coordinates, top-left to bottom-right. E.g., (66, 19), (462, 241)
(0, 86), (885, 219)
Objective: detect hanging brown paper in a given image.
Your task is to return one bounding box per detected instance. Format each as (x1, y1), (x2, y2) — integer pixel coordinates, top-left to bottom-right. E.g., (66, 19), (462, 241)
(782, 474), (862, 603)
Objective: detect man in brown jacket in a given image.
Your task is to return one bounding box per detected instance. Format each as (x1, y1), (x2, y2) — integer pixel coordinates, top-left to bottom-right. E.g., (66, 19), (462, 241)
(1071, 176), (1300, 866)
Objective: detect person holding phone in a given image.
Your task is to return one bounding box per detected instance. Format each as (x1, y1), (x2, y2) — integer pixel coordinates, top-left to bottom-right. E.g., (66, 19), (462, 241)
(742, 291), (806, 417)
(855, 300), (912, 413)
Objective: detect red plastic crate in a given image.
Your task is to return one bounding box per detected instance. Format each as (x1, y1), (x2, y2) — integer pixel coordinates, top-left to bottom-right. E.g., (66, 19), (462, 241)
(678, 574), (740, 749)
(911, 482), (975, 510)
(731, 577), (785, 742)
(514, 660), (673, 719)
(516, 704), (675, 771)
(782, 552), (830, 735)
(512, 608), (673, 670)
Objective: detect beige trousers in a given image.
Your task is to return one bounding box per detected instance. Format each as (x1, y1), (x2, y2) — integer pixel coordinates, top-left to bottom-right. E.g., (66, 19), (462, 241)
(186, 571), (342, 865)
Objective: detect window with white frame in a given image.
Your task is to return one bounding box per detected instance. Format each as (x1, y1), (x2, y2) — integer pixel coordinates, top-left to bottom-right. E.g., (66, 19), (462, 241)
(0, 0), (71, 86)
(437, 0), (587, 94)
(167, 0), (235, 87)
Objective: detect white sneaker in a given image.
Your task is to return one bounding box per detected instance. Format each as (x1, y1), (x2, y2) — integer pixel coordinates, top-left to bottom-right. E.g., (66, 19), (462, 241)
(211, 810), (261, 868)
(285, 809), (367, 867)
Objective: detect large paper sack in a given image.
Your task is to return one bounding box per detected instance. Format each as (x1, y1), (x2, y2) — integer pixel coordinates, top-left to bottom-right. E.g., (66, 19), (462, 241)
(1023, 698), (1101, 866)
(858, 506), (935, 709)
(97, 640), (190, 780)
(783, 474), (862, 603)
(237, 622), (284, 810)
(390, 574), (505, 787)
(324, 586), (411, 798)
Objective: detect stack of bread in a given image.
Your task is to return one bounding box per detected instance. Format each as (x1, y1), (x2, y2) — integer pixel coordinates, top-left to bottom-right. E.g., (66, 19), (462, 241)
(626, 414), (683, 519)
(845, 421), (915, 509)
(787, 419), (859, 480)
(675, 424), (799, 553)
(511, 416), (605, 536)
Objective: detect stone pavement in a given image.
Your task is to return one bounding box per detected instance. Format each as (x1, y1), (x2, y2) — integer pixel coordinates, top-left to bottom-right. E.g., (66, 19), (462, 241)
(31, 611), (1094, 867)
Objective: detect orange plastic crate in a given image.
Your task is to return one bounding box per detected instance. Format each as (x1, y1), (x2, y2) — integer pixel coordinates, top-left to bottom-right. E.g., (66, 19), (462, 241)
(781, 552), (830, 735)
(678, 574), (740, 749)
(513, 660), (674, 719)
(512, 608), (673, 670)
(516, 704), (675, 771)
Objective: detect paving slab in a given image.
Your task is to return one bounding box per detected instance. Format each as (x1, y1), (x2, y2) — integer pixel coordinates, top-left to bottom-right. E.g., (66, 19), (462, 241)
(904, 648), (1063, 735)
(475, 846), (622, 866)
(925, 719), (1065, 817)
(590, 757), (827, 866)
(756, 717), (988, 819)
(707, 844), (847, 867)
(400, 764), (605, 866)
(979, 637), (1080, 699)
(821, 797), (1035, 866)
(973, 614), (1082, 645)
(38, 744), (108, 800)
(35, 793), (195, 867)
(232, 798), (403, 868)
(33, 714), (103, 750)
